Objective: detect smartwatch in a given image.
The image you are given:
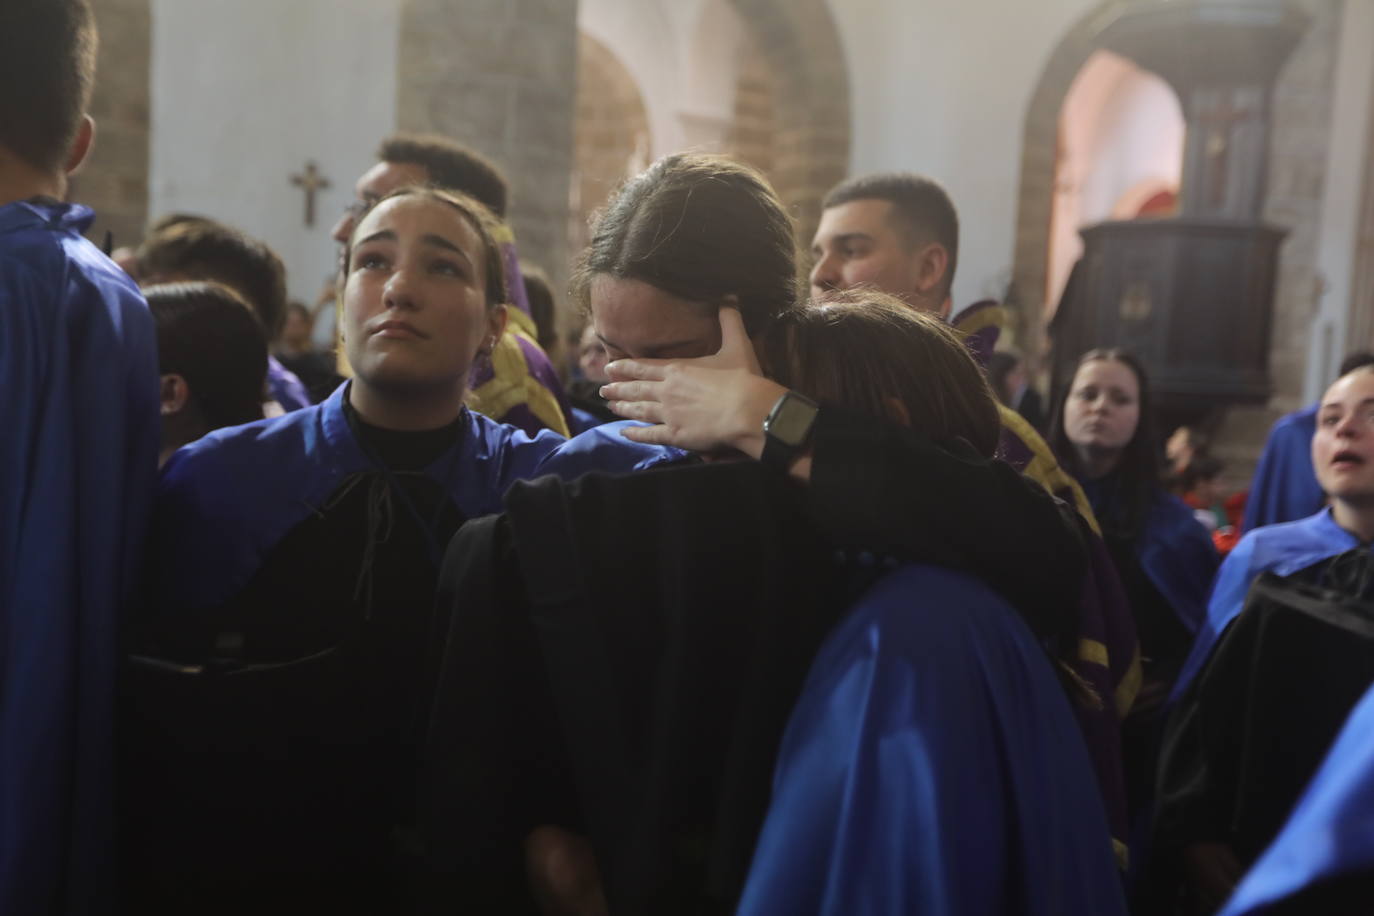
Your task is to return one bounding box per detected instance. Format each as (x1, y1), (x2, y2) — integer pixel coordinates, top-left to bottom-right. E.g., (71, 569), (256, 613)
(761, 390), (820, 472)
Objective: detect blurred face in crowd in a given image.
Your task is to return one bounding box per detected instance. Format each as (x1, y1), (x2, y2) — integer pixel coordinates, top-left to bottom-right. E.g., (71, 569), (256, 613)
(331, 160), (431, 249)
(281, 306), (313, 351)
(578, 322), (610, 383)
(1063, 358), (1141, 461)
(1314, 368), (1374, 507)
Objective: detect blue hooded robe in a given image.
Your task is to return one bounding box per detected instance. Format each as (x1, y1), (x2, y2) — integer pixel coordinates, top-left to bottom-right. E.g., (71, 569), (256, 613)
(1, 199), (159, 914)
(736, 564), (1128, 916)
(1242, 405), (1323, 533)
(148, 384), (677, 614)
(1172, 509), (1362, 700)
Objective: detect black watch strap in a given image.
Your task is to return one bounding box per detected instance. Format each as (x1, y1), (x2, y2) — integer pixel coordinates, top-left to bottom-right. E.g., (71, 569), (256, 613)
(761, 391), (819, 472)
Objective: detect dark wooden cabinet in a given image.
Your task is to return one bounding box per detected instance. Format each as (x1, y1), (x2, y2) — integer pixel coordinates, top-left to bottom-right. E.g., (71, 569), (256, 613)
(1053, 218), (1286, 412)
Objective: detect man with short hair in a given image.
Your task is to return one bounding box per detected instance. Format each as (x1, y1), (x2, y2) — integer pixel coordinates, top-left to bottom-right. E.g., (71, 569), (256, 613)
(811, 172), (1095, 520)
(138, 218), (312, 412)
(0, 0), (160, 910)
(810, 173), (959, 318)
(330, 133), (571, 436)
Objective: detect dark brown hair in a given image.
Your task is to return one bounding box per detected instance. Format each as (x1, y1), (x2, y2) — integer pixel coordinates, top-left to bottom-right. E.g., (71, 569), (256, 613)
(343, 186), (508, 311)
(1049, 348), (1159, 540)
(0, 0), (97, 173)
(758, 290), (1001, 457)
(147, 281), (267, 430)
(138, 220), (289, 338)
(823, 173), (960, 303)
(571, 153), (801, 336)
(378, 134), (508, 218)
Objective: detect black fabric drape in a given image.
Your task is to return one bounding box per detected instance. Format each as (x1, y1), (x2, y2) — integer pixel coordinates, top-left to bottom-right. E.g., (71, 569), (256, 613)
(419, 461), (845, 914)
(1156, 567), (1374, 873)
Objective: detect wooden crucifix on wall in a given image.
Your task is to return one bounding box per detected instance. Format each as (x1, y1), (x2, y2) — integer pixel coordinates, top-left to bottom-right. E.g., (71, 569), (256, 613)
(290, 161), (331, 227)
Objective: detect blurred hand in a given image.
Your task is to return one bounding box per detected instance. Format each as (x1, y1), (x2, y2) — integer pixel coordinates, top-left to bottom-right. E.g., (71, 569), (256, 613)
(601, 306), (785, 457)
(525, 825), (607, 916)
(1182, 841), (1244, 914)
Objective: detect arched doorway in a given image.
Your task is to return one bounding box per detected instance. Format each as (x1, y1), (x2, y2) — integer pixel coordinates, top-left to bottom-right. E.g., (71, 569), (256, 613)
(576, 0), (849, 255)
(1045, 49), (1185, 319)
(570, 34), (650, 257)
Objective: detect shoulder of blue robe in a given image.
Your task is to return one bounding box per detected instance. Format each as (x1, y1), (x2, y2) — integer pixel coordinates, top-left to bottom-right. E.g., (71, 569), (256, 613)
(1218, 680), (1374, 916)
(1242, 405), (1322, 532)
(736, 563), (1127, 916)
(1138, 489), (1221, 633)
(1, 199), (159, 914)
(149, 387), (570, 611)
(266, 354), (311, 411)
(534, 420), (687, 480)
(1172, 508), (1356, 700)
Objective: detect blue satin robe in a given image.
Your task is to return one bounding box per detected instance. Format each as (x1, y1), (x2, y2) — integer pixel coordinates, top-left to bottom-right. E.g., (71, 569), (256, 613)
(736, 564), (1127, 916)
(1, 200), (159, 914)
(1242, 405), (1323, 533)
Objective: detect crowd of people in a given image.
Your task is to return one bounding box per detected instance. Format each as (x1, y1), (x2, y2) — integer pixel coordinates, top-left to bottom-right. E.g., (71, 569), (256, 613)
(5, 2), (1374, 914)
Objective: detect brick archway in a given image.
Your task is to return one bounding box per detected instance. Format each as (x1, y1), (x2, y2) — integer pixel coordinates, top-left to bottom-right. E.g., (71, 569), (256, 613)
(1009, 2), (1119, 367)
(725, 0), (851, 249)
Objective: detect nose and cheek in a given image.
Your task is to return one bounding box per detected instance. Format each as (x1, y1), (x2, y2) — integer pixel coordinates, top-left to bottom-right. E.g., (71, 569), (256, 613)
(809, 255), (840, 294)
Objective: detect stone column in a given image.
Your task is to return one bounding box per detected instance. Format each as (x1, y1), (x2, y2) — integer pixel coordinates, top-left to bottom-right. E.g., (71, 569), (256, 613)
(73, 0), (151, 249)
(397, 0), (579, 289)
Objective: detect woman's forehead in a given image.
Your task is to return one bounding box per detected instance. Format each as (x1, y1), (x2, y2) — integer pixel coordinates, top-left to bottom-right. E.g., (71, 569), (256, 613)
(1076, 358), (1136, 388)
(354, 195), (477, 248)
(1324, 368), (1374, 406)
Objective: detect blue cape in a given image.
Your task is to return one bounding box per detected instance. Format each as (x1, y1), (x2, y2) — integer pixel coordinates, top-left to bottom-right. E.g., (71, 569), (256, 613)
(1139, 492), (1221, 635)
(267, 354), (311, 411)
(1242, 405), (1322, 533)
(1219, 679), (1374, 915)
(736, 564), (1127, 916)
(1084, 481), (1219, 636)
(151, 385), (679, 612)
(1, 200), (159, 914)
(1173, 509), (1360, 699)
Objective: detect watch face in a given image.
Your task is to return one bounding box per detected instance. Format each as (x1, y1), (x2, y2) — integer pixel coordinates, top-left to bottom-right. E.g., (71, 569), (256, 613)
(770, 395), (819, 446)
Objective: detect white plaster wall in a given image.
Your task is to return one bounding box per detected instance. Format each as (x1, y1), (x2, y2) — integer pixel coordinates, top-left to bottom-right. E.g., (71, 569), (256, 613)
(1304, 0), (1374, 401)
(149, 0), (399, 305)
(826, 0), (1101, 309)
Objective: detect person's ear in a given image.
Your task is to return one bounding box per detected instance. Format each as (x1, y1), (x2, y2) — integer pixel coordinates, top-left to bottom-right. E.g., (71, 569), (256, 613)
(64, 115), (95, 176)
(160, 373), (190, 416)
(482, 304), (509, 355)
(912, 242), (950, 300)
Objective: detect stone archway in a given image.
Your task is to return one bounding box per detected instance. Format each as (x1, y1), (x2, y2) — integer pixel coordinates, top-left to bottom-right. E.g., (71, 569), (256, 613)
(397, 0), (580, 290)
(725, 0), (850, 250)
(1009, 2), (1125, 368)
(72, 0), (151, 249)
(571, 34), (650, 258)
